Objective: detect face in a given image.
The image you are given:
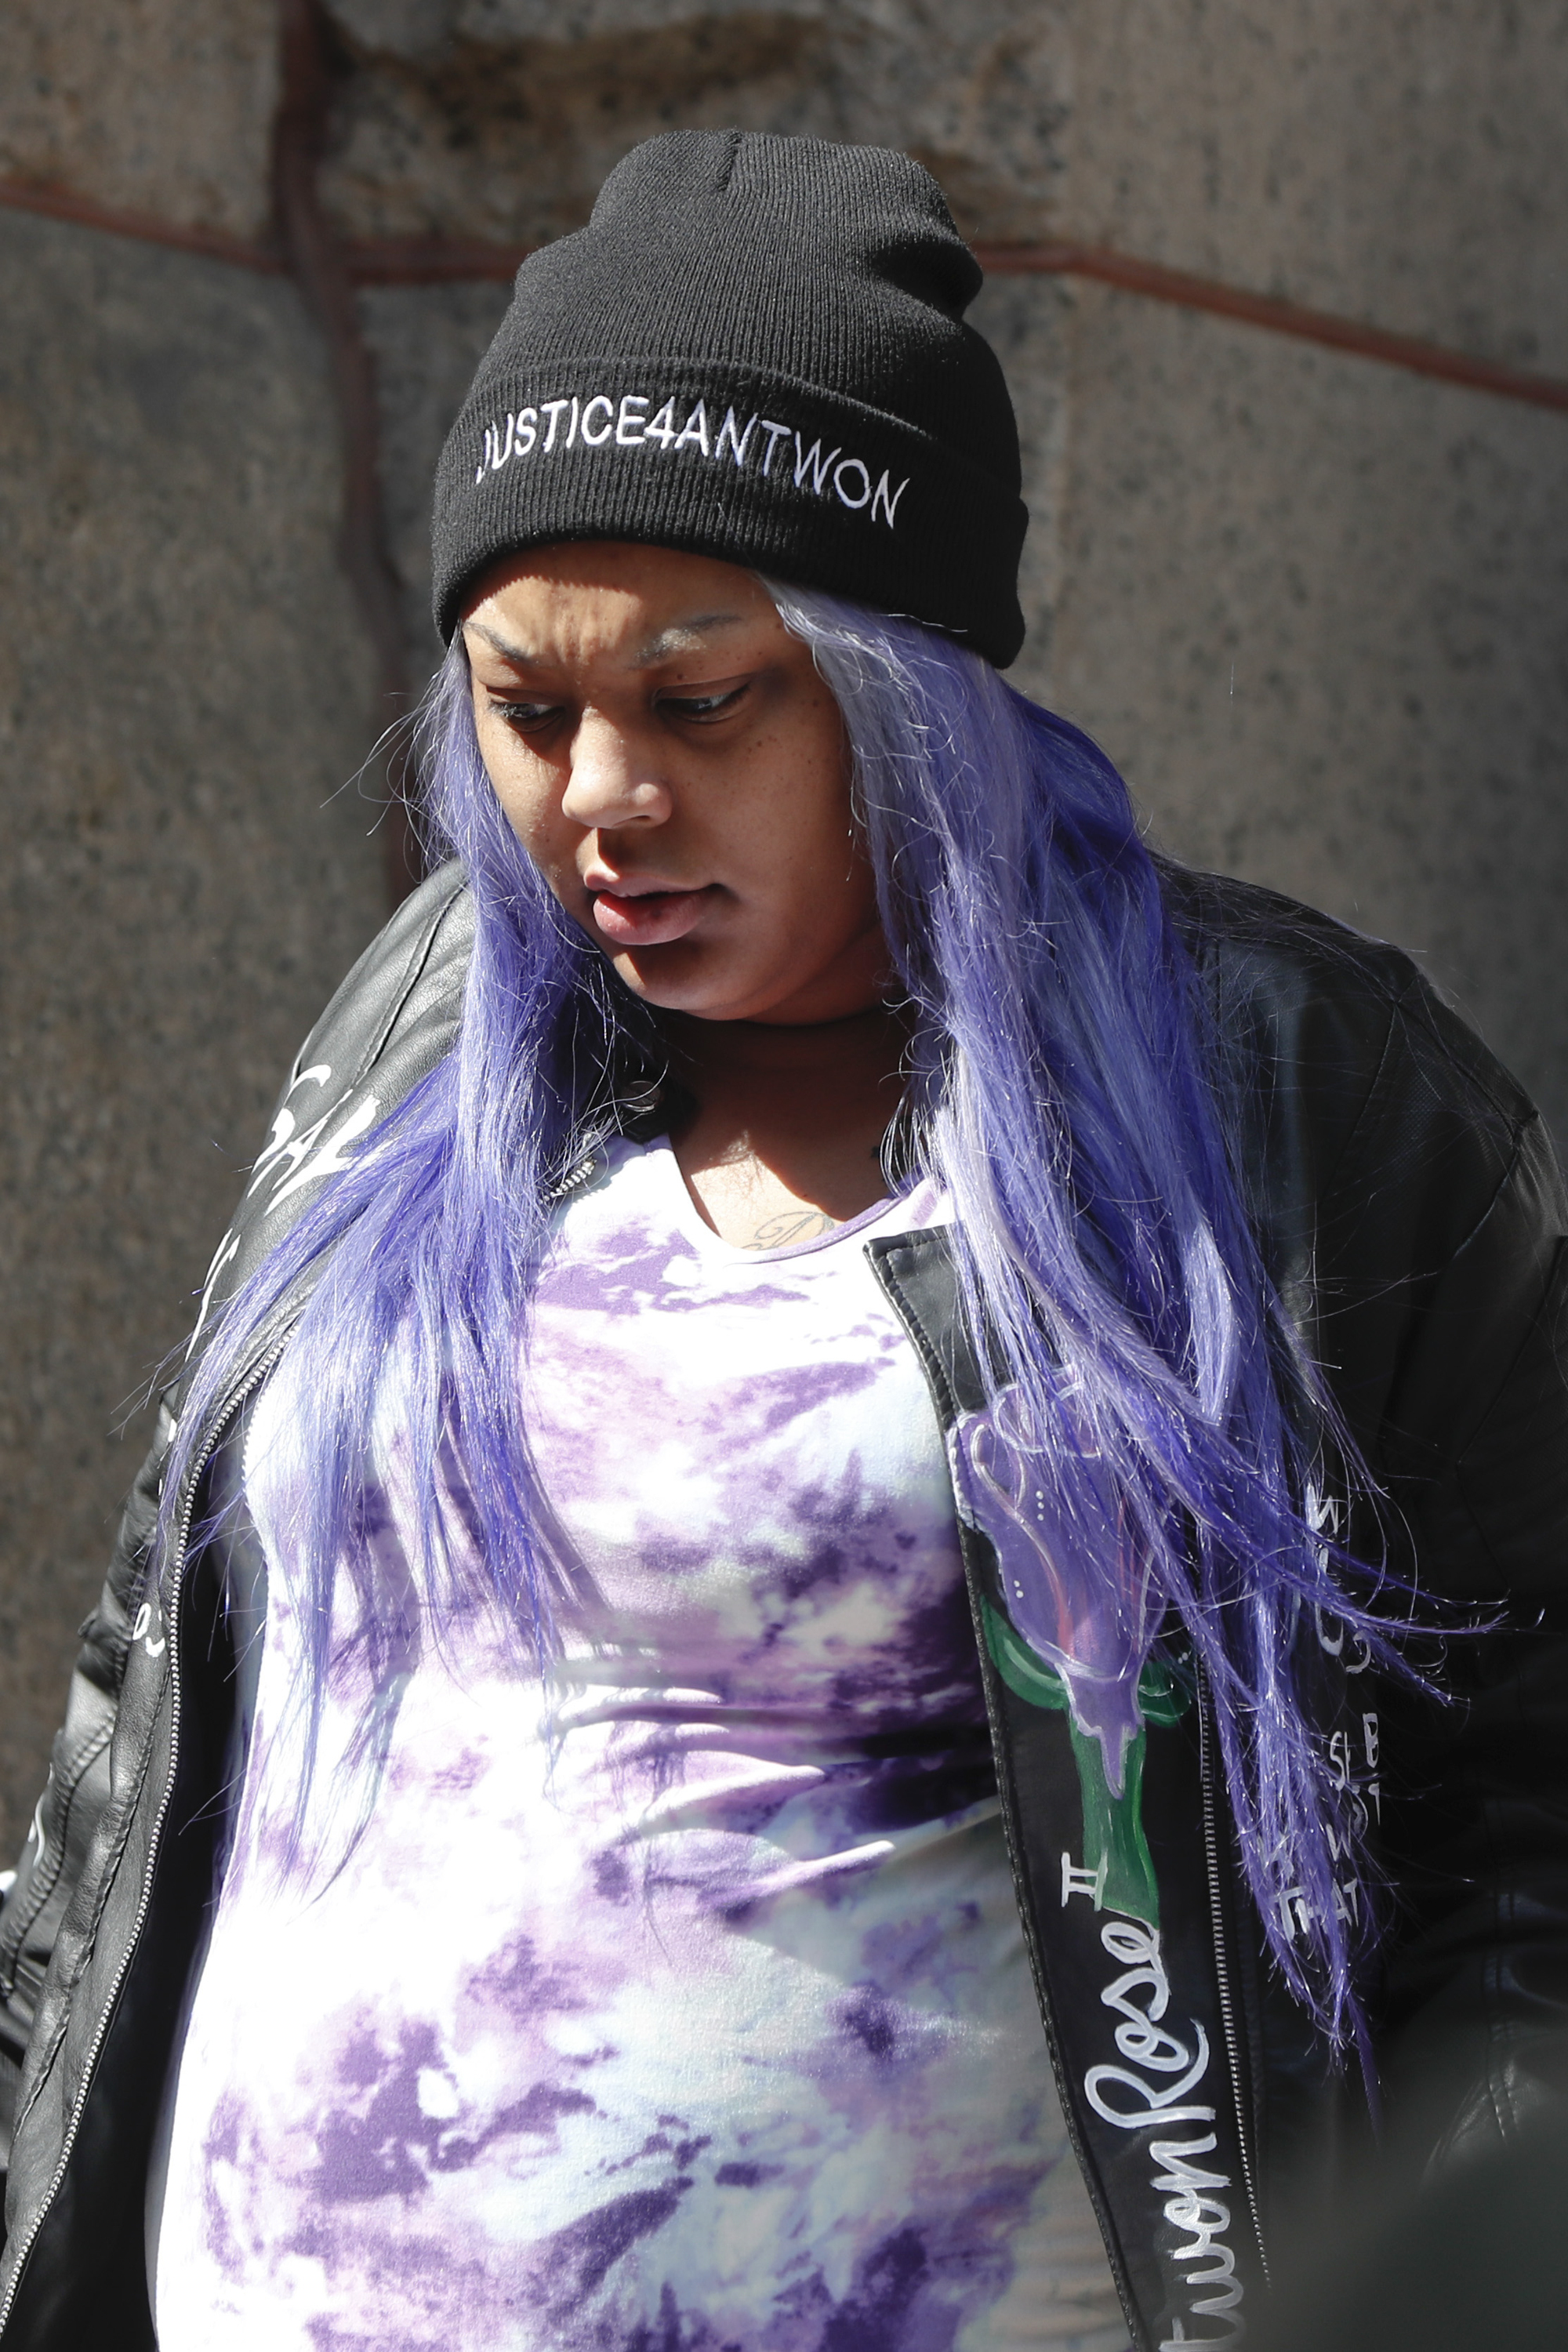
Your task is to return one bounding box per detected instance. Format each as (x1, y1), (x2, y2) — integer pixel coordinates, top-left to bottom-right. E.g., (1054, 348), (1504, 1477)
(461, 543), (887, 1025)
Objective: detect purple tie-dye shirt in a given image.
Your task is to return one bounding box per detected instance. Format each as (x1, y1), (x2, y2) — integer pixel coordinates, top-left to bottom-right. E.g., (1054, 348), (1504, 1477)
(149, 1138), (1129, 2351)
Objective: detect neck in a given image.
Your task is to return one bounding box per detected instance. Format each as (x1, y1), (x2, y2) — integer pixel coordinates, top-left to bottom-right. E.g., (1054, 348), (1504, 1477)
(655, 999), (914, 1241)
(662, 998), (911, 1098)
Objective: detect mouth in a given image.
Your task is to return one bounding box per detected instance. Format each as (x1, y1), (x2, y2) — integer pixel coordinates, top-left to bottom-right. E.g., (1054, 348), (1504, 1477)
(588, 881), (715, 949)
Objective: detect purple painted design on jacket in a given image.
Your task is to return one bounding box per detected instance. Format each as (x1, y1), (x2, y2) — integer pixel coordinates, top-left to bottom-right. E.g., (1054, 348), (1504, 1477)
(948, 1385), (1153, 1793)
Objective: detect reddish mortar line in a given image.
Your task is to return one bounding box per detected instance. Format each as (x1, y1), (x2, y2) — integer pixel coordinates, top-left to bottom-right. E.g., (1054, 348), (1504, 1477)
(973, 240), (1568, 416)
(342, 234), (521, 284)
(4, 175), (1566, 416)
(0, 175), (287, 270)
(340, 233), (1568, 415)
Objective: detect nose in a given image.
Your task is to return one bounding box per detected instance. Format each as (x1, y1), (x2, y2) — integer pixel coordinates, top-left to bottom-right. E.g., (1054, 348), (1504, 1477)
(560, 712), (672, 831)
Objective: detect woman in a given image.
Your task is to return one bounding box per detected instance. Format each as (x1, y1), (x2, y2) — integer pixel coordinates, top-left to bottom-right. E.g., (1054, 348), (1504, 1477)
(1, 129), (1565, 2352)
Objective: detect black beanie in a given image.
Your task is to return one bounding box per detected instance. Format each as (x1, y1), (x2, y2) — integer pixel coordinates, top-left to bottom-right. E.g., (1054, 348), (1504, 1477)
(430, 130), (1027, 667)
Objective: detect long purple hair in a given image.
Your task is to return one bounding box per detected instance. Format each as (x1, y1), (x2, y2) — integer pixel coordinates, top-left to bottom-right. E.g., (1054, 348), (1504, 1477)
(165, 585), (1401, 2047)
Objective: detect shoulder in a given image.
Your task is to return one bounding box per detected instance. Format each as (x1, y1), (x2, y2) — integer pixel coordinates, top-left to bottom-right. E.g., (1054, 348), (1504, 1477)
(1160, 858), (1534, 1137)
(1158, 861), (1554, 1303)
(256, 856), (475, 1209)
(191, 863), (475, 1338)
(289, 858), (475, 1098)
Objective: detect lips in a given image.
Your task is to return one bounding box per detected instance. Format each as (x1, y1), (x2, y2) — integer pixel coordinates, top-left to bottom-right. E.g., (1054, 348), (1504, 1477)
(589, 882), (713, 948)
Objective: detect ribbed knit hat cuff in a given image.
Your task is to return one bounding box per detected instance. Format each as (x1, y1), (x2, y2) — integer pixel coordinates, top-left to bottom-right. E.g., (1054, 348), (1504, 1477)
(433, 358), (1027, 666)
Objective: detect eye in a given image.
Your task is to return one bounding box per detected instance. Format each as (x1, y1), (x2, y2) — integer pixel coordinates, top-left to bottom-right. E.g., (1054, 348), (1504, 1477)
(658, 682), (750, 723)
(487, 698), (561, 731)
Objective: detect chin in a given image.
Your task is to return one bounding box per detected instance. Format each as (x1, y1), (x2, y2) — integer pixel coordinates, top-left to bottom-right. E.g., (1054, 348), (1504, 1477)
(608, 945), (739, 1016)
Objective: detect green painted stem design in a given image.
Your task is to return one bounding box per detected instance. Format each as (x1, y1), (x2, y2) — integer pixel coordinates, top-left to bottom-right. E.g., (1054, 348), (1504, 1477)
(980, 1597), (1191, 1930)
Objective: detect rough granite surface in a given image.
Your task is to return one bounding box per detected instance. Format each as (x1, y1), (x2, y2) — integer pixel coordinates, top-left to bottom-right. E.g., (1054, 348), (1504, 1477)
(0, 0), (278, 239)
(318, 0), (1568, 371)
(981, 273), (1568, 1130)
(0, 209), (384, 1850)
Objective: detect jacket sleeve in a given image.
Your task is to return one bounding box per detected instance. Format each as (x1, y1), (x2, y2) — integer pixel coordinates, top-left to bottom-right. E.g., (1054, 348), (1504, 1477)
(0, 1399), (175, 2168)
(1367, 1099), (1568, 2165)
(1257, 921), (1568, 2165)
(0, 862), (474, 2185)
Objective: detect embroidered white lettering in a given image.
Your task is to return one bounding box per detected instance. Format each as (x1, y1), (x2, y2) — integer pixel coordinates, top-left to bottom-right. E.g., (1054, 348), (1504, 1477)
(470, 390), (914, 545)
(793, 434), (842, 495)
(673, 401), (711, 456)
(715, 406), (757, 466)
(833, 456), (873, 509)
(871, 469), (909, 527)
(644, 398), (678, 449)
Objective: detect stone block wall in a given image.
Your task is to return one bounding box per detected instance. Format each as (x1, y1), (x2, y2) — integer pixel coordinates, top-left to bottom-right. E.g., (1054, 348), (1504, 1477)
(0, 0), (1564, 1848)
(0, 208), (387, 1844)
(0, 7), (387, 1848)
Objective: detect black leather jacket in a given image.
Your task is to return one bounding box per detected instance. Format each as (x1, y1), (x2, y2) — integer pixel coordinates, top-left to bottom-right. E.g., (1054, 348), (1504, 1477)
(2, 860), (1566, 2349)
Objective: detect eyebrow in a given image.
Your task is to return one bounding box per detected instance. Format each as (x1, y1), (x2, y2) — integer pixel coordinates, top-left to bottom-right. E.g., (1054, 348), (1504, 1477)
(464, 610), (750, 670)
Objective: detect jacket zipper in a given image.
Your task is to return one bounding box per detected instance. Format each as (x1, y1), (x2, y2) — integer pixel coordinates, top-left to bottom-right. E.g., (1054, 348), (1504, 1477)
(0, 1327), (297, 2337)
(1197, 1667), (1270, 2286)
(545, 1147), (604, 1203)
